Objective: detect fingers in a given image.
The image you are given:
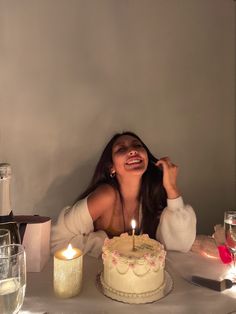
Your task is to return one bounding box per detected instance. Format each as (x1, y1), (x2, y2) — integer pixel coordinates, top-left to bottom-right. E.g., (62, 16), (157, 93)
(155, 157), (180, 198)
(156, 157), (178, 169)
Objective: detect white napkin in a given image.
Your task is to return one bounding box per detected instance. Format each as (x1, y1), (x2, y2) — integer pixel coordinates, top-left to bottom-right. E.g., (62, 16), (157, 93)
(191, 224), (227, 259)
(191, 234), (219, 258)
(212, 224), (226, 245)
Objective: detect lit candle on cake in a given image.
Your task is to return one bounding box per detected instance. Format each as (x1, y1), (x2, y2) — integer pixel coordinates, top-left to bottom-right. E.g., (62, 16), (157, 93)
(54, 243), (83, 298)
(131, 219), (136, 251)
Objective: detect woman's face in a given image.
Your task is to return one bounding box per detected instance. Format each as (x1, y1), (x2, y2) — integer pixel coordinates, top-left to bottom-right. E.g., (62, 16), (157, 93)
(111, 135), (148, 178)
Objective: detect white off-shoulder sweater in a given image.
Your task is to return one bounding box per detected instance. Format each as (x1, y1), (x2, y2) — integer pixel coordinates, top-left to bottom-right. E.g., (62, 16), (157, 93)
(51, 196), (196, 257)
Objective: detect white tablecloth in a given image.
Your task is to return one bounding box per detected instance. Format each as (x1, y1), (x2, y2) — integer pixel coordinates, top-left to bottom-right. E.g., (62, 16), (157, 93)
(20, 251), (236, 314)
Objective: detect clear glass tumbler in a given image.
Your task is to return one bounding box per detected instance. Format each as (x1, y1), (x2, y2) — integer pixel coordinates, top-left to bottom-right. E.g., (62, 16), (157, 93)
(0, 229), (10, 246)
(0, 244), (26, 314)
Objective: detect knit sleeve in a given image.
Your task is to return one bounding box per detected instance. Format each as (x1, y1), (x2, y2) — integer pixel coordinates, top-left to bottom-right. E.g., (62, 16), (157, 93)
(51, 198), (108, 257)
(156, 196), (196, 252)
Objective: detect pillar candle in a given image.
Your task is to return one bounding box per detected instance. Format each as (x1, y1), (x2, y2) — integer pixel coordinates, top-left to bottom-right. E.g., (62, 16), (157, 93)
(54, 244), (83, 298)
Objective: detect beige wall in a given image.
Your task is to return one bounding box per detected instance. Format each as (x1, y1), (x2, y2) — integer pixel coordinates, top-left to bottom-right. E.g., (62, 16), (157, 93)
(0, 0), (235, 234)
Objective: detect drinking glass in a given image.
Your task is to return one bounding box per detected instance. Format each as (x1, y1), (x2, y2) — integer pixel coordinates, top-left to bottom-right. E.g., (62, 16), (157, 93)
(0, 229), (10, 246)
(224, 211), (236, 276)
(0, 244), (26, 314)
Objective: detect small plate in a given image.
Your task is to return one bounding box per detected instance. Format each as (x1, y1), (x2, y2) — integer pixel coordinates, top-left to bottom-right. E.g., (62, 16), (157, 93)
(96, 270), (173, 304)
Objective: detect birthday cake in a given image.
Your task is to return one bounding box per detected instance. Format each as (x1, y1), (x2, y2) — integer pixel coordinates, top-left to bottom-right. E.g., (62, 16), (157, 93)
(100, 233), (166, 304)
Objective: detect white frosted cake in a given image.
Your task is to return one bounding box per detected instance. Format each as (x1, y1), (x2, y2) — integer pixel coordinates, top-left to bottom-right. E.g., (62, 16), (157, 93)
(100, 233), (166, 304)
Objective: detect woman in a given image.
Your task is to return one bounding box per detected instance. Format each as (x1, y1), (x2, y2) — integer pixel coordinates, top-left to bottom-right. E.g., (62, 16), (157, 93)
(51, 131), (196, 257)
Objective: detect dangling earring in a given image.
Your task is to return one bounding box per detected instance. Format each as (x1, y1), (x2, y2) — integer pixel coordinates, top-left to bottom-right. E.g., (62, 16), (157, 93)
(110, 171), (116, 178)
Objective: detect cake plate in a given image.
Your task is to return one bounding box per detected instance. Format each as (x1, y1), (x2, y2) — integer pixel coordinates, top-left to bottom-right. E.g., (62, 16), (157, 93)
(96, 270), (173, 304)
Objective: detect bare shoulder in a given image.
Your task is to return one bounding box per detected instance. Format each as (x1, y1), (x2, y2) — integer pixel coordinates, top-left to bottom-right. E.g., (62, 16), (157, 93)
(87, 184), (117, 221)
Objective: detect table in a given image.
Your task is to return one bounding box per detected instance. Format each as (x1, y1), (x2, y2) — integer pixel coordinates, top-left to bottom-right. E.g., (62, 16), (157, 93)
(20, 251), (236, 314)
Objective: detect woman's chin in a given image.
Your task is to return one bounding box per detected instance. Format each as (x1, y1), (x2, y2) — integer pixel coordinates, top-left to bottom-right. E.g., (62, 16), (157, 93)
(125, 165), (146, 175)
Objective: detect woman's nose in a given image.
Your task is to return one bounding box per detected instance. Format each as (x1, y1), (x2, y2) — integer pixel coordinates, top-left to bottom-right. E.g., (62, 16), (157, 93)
(128, 149), (137, 156)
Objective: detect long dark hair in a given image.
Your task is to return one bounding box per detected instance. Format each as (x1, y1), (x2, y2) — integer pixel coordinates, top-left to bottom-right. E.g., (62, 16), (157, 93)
(77, 131), (167, 239)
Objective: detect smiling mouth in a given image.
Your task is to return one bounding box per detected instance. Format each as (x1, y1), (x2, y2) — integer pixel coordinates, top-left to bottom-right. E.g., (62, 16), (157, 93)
(126, 159), (143, 165)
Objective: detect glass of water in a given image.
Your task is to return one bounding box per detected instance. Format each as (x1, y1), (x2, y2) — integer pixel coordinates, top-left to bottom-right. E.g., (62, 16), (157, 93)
(0, 229), (10, 246)
(0, 244), (26, 314)
(224, 211), (236, 276)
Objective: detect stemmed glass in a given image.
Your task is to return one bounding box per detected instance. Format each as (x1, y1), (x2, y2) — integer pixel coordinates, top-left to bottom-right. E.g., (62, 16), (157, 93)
(224, 211), (236, 278)
(0, 229), (10, 246)
(0, 244), (26, 314)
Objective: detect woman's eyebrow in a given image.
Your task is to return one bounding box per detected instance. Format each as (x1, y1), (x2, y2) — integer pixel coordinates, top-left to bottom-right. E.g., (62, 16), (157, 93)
(114, 139), (140, 147)
(113, 142), (124, 148)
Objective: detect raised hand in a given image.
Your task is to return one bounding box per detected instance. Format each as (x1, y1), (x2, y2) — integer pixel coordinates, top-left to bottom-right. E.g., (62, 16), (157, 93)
(156, 157), (180, 199)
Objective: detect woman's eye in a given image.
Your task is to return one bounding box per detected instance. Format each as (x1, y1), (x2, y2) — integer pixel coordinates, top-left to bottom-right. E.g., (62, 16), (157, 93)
(116, 147), (126, 153)
(134, 144), (142, 148)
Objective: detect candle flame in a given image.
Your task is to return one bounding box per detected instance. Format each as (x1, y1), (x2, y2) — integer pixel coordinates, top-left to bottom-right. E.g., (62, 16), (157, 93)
(62, 243), (77, 259)
(131, 219), (136, 229)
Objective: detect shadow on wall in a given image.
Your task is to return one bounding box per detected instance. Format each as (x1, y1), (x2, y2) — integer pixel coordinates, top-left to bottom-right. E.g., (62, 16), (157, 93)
(35, 158), (96, 221)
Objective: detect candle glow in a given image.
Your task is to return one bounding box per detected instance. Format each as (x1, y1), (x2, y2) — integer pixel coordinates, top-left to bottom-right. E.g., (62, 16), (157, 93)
(131, 219), (136, 230)
(62, 243), (77, 259)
